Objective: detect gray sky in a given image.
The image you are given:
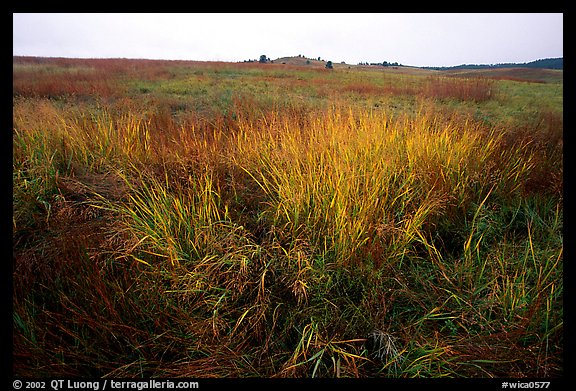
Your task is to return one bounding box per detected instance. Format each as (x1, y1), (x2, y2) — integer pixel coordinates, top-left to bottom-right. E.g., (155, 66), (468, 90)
(13, 13), (563, 67)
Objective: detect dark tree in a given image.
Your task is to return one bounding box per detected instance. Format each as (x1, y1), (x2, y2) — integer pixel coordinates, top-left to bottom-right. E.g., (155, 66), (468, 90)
(259, 55), (268, 63)
(325, 61), (333, 69)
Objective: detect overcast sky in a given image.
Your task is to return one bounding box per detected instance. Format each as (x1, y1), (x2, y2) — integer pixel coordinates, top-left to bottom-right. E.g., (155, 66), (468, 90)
(13, 13), (563, 67)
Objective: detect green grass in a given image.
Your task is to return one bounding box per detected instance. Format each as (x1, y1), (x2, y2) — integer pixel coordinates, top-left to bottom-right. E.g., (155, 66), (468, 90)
(13, 56), (562, 378)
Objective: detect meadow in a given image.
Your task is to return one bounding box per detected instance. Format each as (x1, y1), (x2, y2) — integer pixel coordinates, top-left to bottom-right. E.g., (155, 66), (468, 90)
(12, 56), (563, 378)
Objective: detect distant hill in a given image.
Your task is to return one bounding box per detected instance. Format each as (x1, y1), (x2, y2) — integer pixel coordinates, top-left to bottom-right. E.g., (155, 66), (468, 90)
(272, 55), (329, 67)
(423, 57), (562, 71)
(269, 55), (563, 72)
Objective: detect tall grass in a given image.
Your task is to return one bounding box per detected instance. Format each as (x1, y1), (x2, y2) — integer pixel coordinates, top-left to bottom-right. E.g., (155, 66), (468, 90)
(232, 108), (539, 268)
(13, 57), (562, 378)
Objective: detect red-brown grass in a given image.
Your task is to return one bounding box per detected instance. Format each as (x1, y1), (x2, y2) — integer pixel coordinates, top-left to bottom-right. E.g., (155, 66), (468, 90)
(339, 76), (494, 102)
(421, 76), (494, 102)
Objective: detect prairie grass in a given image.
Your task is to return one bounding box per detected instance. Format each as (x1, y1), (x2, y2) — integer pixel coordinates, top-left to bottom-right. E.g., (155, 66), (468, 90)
(13, 57), (562, 378)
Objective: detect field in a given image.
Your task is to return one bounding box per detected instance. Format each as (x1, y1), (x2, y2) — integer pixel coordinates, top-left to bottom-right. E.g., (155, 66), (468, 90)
(13, 56), (563, 378)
